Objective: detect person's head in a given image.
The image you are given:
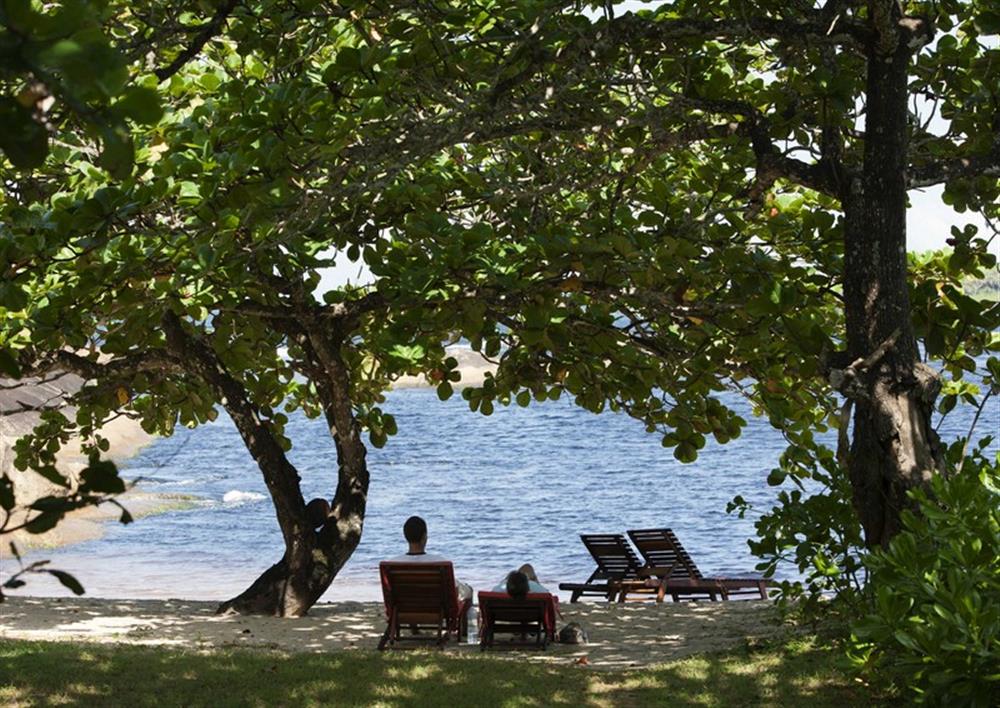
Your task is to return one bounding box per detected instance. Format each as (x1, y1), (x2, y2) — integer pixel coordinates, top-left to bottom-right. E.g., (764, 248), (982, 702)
(306, 497), (330, 529)
(517, 563), (539, 583)
(403, 516), (427, 550)
(506, 570), (530, 600)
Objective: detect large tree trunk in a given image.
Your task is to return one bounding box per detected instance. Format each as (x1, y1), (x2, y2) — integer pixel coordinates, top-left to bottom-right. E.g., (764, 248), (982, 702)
(840, 7), (942, 548)
(216, 327), (371, 616)
(162, 310), (369, 616)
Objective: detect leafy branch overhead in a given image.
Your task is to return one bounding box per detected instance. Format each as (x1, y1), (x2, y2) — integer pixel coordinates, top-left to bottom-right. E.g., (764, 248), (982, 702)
(0, 0), (997, 622)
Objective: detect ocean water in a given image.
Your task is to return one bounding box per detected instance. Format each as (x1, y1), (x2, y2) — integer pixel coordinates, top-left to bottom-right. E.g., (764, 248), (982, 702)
(12, 380), (998, 603)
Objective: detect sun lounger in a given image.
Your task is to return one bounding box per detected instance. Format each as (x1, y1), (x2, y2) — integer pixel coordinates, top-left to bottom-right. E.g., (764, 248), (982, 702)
(378, 561), (472, 650)
(558, 533), (666, 602)
(626, 528), (770, 601)
(477, 591), (558, 649)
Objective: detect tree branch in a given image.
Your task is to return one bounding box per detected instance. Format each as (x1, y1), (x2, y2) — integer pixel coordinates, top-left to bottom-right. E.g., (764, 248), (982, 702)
(160, 310), (310, 550)
(908, 137), (1000, 188)
(21, 350), (182, 381)
(614, 11), (870, 49)
(154, 0), (241, 82)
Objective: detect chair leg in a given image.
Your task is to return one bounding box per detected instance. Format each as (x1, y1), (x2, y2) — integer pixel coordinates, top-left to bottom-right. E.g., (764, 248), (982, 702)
(437, 617), (447, 648)
(378, 614), (397, 651)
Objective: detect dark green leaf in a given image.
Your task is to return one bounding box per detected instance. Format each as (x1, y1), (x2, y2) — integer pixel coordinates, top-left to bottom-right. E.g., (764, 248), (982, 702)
(0, 475), (14, 511)
(25, 511), (62, 534)
(0, 96), (48, 168)
(113, 86), (163, 124)
(47, 569), (85, 595)
(0, 349), (21, 377)
(97, 124), (134, 179)
(79, 458), (124, 494)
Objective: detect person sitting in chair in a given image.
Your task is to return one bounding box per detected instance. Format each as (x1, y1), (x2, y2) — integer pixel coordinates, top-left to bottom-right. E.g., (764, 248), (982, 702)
(388, 515), (472, 600)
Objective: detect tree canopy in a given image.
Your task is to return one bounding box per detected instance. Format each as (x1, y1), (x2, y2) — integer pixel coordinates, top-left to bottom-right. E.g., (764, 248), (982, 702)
(1, 0), (998, 615)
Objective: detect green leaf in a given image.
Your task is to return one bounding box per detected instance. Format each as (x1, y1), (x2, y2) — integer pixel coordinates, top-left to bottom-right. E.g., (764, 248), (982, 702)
(436, 381), (453, 400)
(113, 86), (163, 124)
(79, 458), (124, 494)
(25, 511), (62, 534)
(674, 442), (697, 463)
(0, 349), (21, 377)
(196, 244), (216, 269)
(973, 11), (1000, 34)
(0, 96), (48, 168)
(1, 0), (38, 33)
(47, 569), (85, 595)
(0, 475), (15, 511)
(98, 124), (134, 179)
(199, 72), (222, 92)
(29, 495), (77, 512)
(178, 181), (201, 204)
(336, 46), (362, 70)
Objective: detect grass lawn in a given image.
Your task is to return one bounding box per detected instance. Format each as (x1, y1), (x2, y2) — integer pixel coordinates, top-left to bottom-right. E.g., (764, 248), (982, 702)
(0, 635), (887, 707)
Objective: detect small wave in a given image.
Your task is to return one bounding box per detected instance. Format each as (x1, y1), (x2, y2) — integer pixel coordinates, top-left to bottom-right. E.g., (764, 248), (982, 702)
(222, 490), (266, 505)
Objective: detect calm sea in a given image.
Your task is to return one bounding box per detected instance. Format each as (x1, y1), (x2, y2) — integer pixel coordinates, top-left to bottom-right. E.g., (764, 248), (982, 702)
(13, 374), (998, 602)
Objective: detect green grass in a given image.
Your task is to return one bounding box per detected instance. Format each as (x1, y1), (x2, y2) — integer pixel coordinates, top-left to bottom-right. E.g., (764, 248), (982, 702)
(0, 636), (888, 707)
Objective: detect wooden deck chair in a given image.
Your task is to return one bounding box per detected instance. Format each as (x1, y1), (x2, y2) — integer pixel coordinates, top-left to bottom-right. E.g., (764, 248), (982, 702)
(477, 591), (558, 650)
(626, 528), (770, 601)
(558, 533), (664, 602)
(378, 561), (471, 650)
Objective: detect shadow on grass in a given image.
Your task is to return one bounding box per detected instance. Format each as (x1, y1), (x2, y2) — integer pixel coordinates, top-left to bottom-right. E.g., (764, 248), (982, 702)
(0, 637), (890, 707)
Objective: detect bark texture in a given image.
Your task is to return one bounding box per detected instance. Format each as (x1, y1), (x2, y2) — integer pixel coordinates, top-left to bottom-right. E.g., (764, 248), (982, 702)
(161, 309), (367, 616)
(840, 6), (942, 548)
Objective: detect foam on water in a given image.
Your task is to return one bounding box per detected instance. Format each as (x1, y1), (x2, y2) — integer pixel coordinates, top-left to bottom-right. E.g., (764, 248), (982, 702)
(222, 490), (267, 505)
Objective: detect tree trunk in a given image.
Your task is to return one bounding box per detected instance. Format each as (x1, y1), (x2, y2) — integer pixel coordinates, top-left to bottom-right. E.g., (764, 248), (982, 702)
(840, 11), (942, 548)
(215, 329), (370, 617)
(162, 310), (369, 616)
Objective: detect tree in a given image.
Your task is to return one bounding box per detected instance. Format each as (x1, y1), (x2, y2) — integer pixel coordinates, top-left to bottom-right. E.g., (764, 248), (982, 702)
(1, 0), (551, 616)
(2, 0), (997, 618)
(402, 0), (999, 553)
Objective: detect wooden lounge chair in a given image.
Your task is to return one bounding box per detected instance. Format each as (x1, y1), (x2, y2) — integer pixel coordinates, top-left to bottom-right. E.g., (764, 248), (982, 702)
(477, 591), (558, 650)
(558, 533), (665, 602)
(626, 528), (770, 601)
(378, 561), (472, 650)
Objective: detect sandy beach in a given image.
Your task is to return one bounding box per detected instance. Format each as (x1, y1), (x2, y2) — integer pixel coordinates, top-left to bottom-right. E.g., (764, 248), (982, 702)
(0, 596), (784, 669)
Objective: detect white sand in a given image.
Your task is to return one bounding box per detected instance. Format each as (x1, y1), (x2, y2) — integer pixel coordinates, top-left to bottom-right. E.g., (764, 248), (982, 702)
(0, 596), (785, 669)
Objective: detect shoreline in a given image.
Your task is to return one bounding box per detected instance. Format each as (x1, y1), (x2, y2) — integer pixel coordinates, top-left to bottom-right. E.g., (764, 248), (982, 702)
(0, 595), (784, 669)
(5, 415), (157, 553)
(391, 346), (497, 389)
(4, 347), (492, 554)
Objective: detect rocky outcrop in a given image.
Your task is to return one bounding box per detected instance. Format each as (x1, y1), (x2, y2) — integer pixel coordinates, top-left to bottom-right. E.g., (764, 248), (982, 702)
(1, 373), (152, 551)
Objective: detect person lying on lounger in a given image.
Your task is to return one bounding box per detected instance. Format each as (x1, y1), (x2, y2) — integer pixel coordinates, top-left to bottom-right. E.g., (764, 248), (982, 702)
(493, 563), (550, 597)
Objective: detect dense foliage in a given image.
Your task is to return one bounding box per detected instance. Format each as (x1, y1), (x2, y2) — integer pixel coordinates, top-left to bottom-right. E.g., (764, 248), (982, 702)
(849, 459), (1000, 706)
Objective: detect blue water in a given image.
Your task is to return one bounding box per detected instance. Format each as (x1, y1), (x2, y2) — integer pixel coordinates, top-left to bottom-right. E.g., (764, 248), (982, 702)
(13, 378), (998, 602)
